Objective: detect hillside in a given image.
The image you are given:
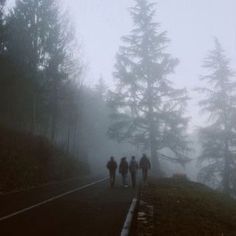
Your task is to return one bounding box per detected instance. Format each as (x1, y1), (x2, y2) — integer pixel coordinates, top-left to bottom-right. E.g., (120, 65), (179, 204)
(137, 178), (236, 236)
(0, 127), (88, 193)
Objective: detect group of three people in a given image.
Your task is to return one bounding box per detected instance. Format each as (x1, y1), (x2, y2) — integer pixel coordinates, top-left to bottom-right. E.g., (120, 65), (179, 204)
(106, 154), (151, 188)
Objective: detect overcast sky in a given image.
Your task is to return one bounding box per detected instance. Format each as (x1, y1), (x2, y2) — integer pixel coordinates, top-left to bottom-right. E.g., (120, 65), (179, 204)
(66, 0), (236, 129)
(8, 0), (236, 129)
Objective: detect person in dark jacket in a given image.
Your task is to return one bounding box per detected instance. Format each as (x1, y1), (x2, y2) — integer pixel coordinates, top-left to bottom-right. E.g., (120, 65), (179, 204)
(119, 157), (129, 187)
(129, 156), (138, 188)
(106, 156), (117, 187)
(139, 154), (151, 182)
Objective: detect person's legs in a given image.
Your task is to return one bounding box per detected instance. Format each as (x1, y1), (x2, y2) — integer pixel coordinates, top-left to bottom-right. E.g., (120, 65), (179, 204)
(142, 169), (148, 182)
(122, 174), (125, 186)
(123, 173), (128, 187)
(112, 172), (116, 186)
(131, 172), (134, 187)
(142, 169), (145, 182)
(110, 171), (115, 187)
(131, 172), (136, 188)
(144, 169), (148, 182)
(109, 171), (112, 187)
(130, 172), (133, 187)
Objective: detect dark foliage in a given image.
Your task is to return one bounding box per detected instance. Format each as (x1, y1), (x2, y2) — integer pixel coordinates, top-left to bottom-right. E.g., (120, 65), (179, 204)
(0, 127), (88, 192)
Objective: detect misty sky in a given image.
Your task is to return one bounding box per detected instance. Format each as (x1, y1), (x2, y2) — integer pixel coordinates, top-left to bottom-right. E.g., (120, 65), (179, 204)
(7, 0), (236, 129)
(66, 0), (236, 129)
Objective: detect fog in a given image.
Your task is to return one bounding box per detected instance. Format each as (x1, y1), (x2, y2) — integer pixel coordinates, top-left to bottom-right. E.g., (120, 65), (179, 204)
(66, 0), (236, 182)
(1, 0), (236, 195)
(68, 0), (236, 128)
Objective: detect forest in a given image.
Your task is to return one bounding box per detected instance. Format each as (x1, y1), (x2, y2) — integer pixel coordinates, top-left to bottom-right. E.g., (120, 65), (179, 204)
(0, 0), (236, 197)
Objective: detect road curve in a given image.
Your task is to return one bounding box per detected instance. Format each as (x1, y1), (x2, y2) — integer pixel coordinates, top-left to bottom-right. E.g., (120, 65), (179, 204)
(0, 178), (136, 236)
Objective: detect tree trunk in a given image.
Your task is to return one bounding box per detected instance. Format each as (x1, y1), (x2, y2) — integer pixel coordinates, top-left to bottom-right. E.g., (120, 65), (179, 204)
(223, 138), (230, 194)
(67, 126), (71, 154)
(50, 81), (58, 143)
(150, 135), (161, 176)
(31, 92), (37, 134)
(147, 81), (161, 176)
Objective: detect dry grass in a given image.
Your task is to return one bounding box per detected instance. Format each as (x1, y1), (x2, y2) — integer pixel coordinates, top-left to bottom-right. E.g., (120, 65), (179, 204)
(140, 178), (236, 236)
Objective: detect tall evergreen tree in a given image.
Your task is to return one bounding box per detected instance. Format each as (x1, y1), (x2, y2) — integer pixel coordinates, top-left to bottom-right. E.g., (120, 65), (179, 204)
(43, 9), (79, 142)
(0, 0), (6, 53)
(197, 39), (236, 194)
(5, 0), (61, 132)
(2, 0), (81, 139)
(108, 0), (189, 173)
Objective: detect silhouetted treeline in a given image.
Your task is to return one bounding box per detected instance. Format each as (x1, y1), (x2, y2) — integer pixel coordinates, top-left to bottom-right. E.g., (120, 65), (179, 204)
(0, 0), (93, 190)
(0, 1), (88, 155)
(0, 1), (133, 182)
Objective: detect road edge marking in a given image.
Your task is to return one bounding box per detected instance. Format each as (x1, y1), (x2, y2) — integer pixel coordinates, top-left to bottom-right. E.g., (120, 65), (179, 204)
(120, 198), (138, 236)
(0, 178), (107, 222)
(0, 176), (89, 196)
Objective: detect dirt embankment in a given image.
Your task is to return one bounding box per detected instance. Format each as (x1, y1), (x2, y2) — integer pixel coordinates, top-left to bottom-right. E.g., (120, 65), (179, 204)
(0, 127), (88, 193)
(137, 178), (236, 236)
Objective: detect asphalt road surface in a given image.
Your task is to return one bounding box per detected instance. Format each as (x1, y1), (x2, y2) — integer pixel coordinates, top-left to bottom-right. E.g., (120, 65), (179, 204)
(0, 178), (136, 236)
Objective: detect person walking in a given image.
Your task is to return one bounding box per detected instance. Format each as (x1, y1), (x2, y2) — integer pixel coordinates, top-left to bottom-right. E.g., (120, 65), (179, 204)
(129, 156), (138, 188)
(119, 157), (129, 187)
(106, 156), (117, 187)
(139, 154), (151, 182)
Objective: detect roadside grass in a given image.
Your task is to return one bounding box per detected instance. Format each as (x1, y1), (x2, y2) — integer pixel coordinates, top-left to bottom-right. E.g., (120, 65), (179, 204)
(140, 178), (236, 236)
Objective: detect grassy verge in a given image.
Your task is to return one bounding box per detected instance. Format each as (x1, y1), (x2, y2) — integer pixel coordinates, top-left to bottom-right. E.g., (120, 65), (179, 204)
(138, 177), (236, 236)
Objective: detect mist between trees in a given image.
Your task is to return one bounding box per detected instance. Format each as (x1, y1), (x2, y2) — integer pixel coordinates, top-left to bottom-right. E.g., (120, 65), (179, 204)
(0, 0), (236, 195)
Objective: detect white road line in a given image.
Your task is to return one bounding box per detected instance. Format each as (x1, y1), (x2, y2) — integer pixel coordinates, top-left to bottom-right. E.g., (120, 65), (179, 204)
(0, 176), (86, 196)
(0, 178), (107, 222)
(120, 198), (138, 236)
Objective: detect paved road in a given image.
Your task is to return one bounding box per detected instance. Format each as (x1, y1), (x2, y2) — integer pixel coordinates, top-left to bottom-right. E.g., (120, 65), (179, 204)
(0, 178), (136, 236)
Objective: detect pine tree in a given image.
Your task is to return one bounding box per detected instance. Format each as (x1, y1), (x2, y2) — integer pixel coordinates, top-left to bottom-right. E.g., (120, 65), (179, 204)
(197, 39), (236, 194)
(95, 76), (107, 99)
(108, 0), (189, 173)
(43, 8), (78, 142)
(4, 0), (81, 139)
(0, 0), (6, 53)
(5, 0), (61, 132)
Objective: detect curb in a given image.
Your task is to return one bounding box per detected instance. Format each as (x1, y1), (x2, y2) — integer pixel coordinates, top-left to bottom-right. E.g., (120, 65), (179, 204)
(120, 198), (138, 236)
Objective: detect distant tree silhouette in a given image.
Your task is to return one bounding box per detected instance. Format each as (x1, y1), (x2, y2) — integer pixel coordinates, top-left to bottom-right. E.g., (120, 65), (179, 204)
(0, 0), (6, 53)
(197, 39), (236, 194)
(108, 0), (190, 173)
